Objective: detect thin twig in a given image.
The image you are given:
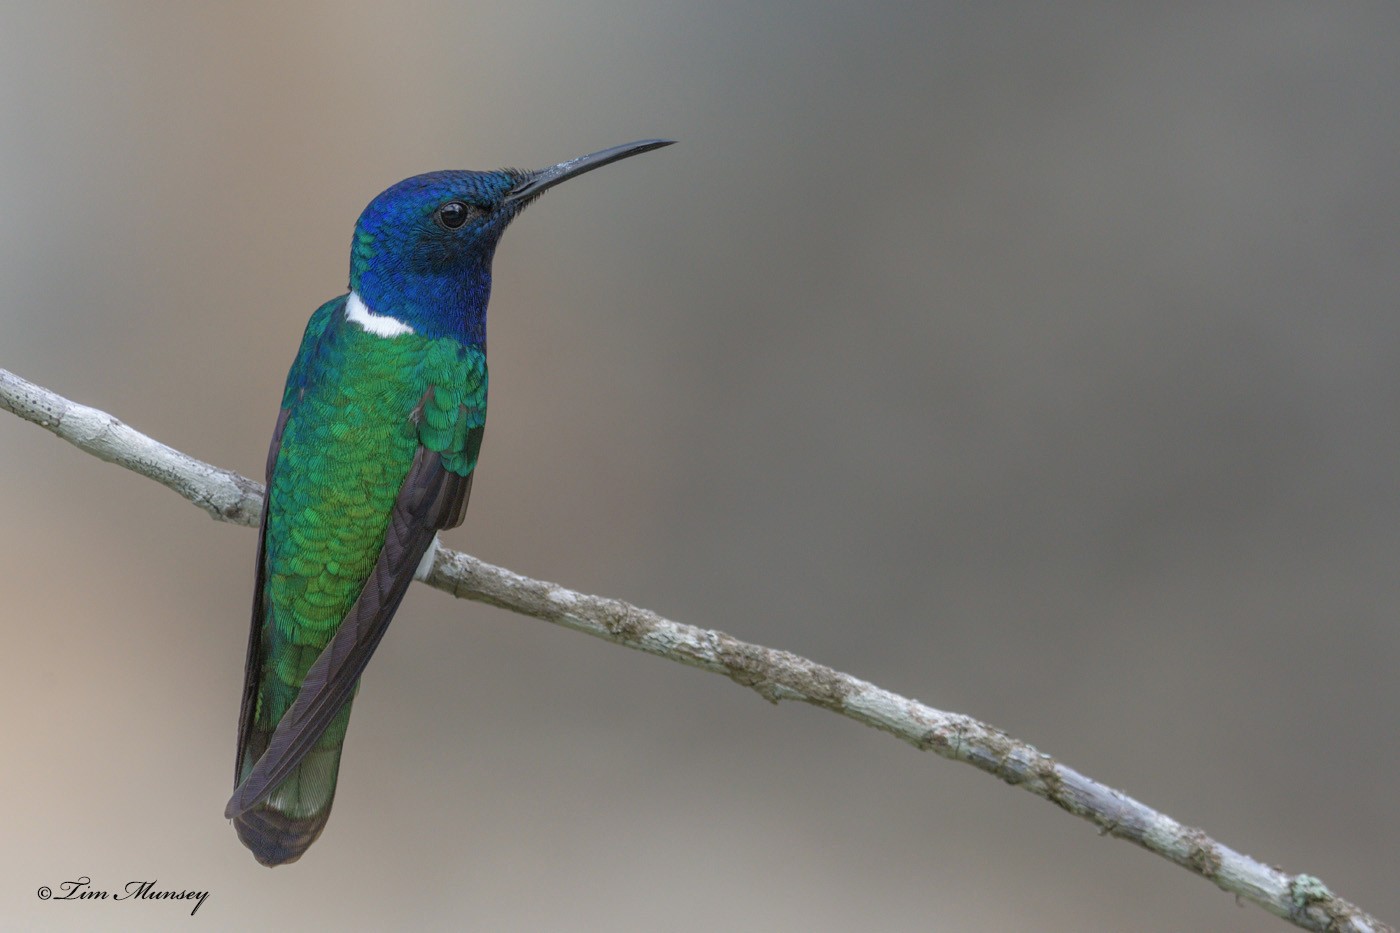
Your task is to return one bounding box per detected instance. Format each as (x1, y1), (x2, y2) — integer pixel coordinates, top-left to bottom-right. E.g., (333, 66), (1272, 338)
(1, 365), (1389, 933)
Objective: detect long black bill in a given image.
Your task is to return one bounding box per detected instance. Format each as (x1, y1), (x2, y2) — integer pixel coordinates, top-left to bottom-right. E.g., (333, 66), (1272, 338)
(505, 138), (675, 205)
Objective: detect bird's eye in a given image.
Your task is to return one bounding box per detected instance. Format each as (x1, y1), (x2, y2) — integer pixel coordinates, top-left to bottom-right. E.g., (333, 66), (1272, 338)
(435, 201), (472, 230)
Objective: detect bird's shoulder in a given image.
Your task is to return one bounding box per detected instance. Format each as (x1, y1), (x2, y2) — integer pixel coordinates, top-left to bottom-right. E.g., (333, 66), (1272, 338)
(413, 340), (487, 477)
(273, 294), (486, 475)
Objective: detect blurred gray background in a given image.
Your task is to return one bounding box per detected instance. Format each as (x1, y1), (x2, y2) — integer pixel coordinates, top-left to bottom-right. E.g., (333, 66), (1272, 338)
(2, 3), (1396, 930)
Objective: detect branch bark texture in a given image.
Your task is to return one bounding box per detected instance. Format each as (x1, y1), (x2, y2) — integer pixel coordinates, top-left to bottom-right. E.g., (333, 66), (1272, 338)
(1, 366), (1389, 933)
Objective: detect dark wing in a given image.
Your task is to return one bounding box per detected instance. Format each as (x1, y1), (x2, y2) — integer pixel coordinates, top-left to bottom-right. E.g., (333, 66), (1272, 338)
(233, 405), (293, 785)
(226, 439), (473, 819)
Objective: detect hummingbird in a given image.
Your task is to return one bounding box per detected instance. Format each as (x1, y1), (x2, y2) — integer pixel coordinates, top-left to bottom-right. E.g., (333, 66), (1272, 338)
(227, 139), (674, 866)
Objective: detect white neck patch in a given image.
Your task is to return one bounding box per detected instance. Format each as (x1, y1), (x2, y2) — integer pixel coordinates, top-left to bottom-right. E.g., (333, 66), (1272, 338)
(346, 291), (415, 337)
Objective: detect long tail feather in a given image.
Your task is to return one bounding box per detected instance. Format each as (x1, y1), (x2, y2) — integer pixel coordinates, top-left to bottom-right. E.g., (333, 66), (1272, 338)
(233, 702), (353, 866)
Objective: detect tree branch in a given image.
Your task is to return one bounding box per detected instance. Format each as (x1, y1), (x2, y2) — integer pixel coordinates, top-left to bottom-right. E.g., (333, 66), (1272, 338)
(1, 365), (1389, 933)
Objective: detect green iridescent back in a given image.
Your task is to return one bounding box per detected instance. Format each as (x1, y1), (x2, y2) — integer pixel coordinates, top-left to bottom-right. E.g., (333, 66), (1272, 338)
(243, 295), (486, 819)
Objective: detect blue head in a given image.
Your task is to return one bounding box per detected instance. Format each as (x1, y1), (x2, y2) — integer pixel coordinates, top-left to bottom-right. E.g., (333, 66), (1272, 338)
(348, 139), (674, 343)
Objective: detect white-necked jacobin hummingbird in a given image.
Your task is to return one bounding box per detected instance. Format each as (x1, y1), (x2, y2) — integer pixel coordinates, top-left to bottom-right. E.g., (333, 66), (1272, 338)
(227, 139), (674, 866)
